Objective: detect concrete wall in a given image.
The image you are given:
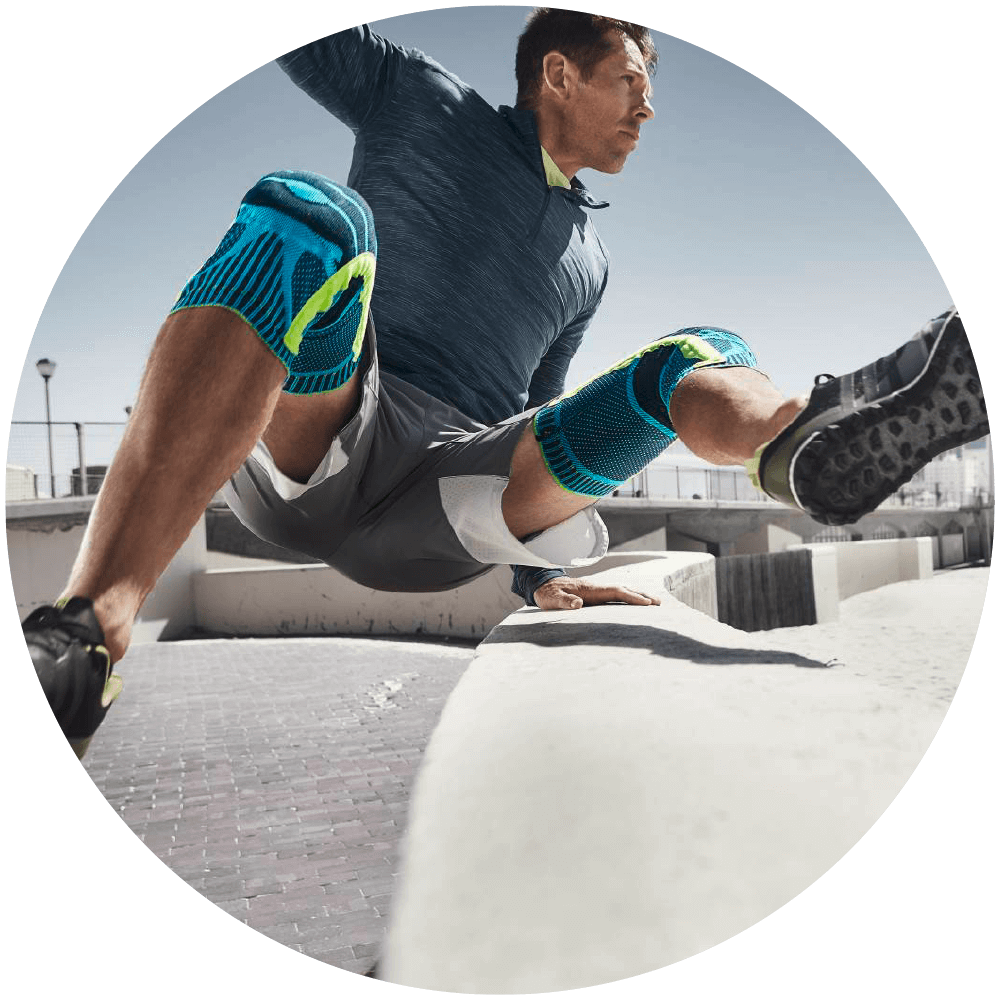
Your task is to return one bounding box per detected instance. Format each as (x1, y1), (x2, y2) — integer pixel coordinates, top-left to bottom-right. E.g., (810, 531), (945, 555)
(2, 495), (956, 644)
(794, 537), (933, 603)
(714, 537), (934, 631)
(194, 551), (719, 641)
(6, 498), (207, 642)
(940, 533), (966, 567)
(193, 562), (522, 641)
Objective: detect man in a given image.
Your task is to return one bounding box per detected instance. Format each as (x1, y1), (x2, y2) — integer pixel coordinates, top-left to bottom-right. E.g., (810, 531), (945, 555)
(23, 10), (988, 759)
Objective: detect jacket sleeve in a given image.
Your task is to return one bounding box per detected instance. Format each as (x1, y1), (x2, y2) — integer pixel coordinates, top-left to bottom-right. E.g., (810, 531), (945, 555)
(276, 23), (405, 133)
(513, 270), (608, 604)
(510, 565), (568, 606)
(525, 272), (607, 408)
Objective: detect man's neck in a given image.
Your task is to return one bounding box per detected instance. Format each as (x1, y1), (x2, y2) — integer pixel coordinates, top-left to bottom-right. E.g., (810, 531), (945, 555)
(533, 106), (581, 182)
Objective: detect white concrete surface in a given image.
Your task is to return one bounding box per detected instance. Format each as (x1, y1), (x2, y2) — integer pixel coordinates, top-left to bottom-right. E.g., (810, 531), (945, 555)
(381, 562), (986, 993)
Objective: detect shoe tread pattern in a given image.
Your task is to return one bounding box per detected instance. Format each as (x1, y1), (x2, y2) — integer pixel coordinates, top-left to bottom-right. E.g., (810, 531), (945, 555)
(793, 320), (989, 525)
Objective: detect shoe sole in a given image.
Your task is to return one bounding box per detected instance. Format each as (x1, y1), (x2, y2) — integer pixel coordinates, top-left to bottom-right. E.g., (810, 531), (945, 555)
(765, 315), (989, 525)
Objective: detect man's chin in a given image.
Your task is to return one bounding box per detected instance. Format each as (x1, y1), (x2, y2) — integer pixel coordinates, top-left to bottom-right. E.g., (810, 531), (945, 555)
(594, 157), (629, 176)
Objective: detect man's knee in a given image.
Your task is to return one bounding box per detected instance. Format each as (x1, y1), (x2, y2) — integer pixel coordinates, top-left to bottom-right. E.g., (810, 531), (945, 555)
(170, 171), (378, 395)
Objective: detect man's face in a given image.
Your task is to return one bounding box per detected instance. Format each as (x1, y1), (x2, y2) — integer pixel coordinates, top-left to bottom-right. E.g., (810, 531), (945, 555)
(566, 32), (655, 175)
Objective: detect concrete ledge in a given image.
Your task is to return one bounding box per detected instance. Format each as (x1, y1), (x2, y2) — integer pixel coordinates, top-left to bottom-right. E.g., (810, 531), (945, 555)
(192, 551), (718, 640)
(380, 561), (956, 992)
(193, 562), (522, 641)
(4, 496), (97, 525)
(569, 550), (717, 619)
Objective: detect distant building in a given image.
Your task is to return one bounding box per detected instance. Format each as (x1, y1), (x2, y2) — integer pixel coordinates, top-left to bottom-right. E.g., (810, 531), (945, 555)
(906, 436), (992, 506)
(5, 464), (37, 502)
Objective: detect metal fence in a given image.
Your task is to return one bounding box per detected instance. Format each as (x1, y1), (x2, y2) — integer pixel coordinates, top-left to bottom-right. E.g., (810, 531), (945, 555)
(7, 421), (127, 501)
(615, 462), (991, 510)
(617, 465), (768, 503)
(5, 420), (992, 511)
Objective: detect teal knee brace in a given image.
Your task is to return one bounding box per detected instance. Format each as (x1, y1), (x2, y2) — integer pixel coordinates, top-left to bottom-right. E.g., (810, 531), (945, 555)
(171, 171), (377, 394)
(535, 328), (758, 496)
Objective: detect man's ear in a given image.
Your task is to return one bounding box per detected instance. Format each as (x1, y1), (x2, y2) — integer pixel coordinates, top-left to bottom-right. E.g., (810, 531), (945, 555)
(540, 51), (578, 102)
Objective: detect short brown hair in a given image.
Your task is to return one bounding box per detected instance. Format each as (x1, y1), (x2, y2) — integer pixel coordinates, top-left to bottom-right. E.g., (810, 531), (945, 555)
(515, 8), (658, 108)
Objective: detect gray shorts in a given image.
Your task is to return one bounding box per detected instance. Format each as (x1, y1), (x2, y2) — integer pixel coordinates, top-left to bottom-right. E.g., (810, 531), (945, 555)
(222, 317), (608, 592)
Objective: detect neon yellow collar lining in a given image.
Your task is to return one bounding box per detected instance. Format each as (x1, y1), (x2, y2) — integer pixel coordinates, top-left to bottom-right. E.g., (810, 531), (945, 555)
(541, 147), (571, 189)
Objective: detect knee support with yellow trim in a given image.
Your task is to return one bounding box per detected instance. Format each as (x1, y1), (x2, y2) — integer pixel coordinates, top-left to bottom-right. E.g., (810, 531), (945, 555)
(535, 328), (758, 496)
(170, 170), (377, 394)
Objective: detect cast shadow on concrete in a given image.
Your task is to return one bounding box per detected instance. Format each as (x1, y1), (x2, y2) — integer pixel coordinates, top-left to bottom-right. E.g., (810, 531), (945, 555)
(482, 620), (835, 670)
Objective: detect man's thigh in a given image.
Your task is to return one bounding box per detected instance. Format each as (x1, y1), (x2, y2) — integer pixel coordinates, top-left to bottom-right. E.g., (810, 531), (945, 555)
(225, 356), (608, 590)
(330, 384), (607, 592)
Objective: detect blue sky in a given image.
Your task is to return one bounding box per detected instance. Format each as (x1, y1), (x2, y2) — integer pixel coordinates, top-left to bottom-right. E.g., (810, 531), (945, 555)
(8, 4), (957, 455)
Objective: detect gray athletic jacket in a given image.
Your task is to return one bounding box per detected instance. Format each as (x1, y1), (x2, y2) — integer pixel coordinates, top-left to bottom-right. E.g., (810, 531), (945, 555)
(277, 24), (612, 601)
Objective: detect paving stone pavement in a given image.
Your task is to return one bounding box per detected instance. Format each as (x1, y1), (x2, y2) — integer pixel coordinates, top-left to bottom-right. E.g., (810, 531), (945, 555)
(81, 634), (476, 977)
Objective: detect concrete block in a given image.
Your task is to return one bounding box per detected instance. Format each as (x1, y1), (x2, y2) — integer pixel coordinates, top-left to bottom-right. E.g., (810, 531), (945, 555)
(808, 544), (840, 624)
(940, 533), (966, 567)
(381, 564), (952, 992)
(716, 549), (817, 630)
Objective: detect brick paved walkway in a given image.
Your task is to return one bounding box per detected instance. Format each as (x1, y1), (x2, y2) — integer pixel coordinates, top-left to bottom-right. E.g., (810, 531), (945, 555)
(81, 635), (475, 976)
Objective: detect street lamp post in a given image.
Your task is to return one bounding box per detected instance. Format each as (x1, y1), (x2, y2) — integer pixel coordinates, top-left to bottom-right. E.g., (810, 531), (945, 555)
(35, 358), (56, 498)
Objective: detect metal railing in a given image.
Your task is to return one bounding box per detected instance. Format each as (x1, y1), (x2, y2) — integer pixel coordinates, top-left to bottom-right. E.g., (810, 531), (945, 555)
(615, 465), (767, 503)
(614, 463), (992, 510)
(6, 420), (992, 512)
(6, 421), (127, 501)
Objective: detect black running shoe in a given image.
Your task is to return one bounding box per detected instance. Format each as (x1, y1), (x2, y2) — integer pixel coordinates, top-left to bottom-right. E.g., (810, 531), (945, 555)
(22, 597), (122, 759)
(750, 309), (990, 525)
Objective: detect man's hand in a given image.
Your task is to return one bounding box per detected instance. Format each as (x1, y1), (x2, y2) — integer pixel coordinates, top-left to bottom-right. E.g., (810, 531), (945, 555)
(532, 576), (662, 611)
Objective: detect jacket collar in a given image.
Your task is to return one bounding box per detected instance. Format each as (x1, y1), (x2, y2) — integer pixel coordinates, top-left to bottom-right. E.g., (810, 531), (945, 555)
(498, 105), (611, 210)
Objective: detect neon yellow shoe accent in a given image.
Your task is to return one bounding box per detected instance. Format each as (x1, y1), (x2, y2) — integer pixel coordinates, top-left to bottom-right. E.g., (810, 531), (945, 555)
(744, 443), (766, 490)
(283, 252), (376, 358)
(102, 673), (124, 709)
(90, 642), (123, 709)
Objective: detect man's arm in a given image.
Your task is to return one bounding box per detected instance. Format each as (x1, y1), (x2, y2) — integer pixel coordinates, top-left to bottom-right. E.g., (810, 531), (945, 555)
(525, 293), (602, 409)
(276, 23), (404, 132)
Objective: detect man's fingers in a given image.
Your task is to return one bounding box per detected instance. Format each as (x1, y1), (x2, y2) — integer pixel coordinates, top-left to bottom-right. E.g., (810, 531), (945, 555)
(579, 585), (659, 606)
(606, 586), (661, 607)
